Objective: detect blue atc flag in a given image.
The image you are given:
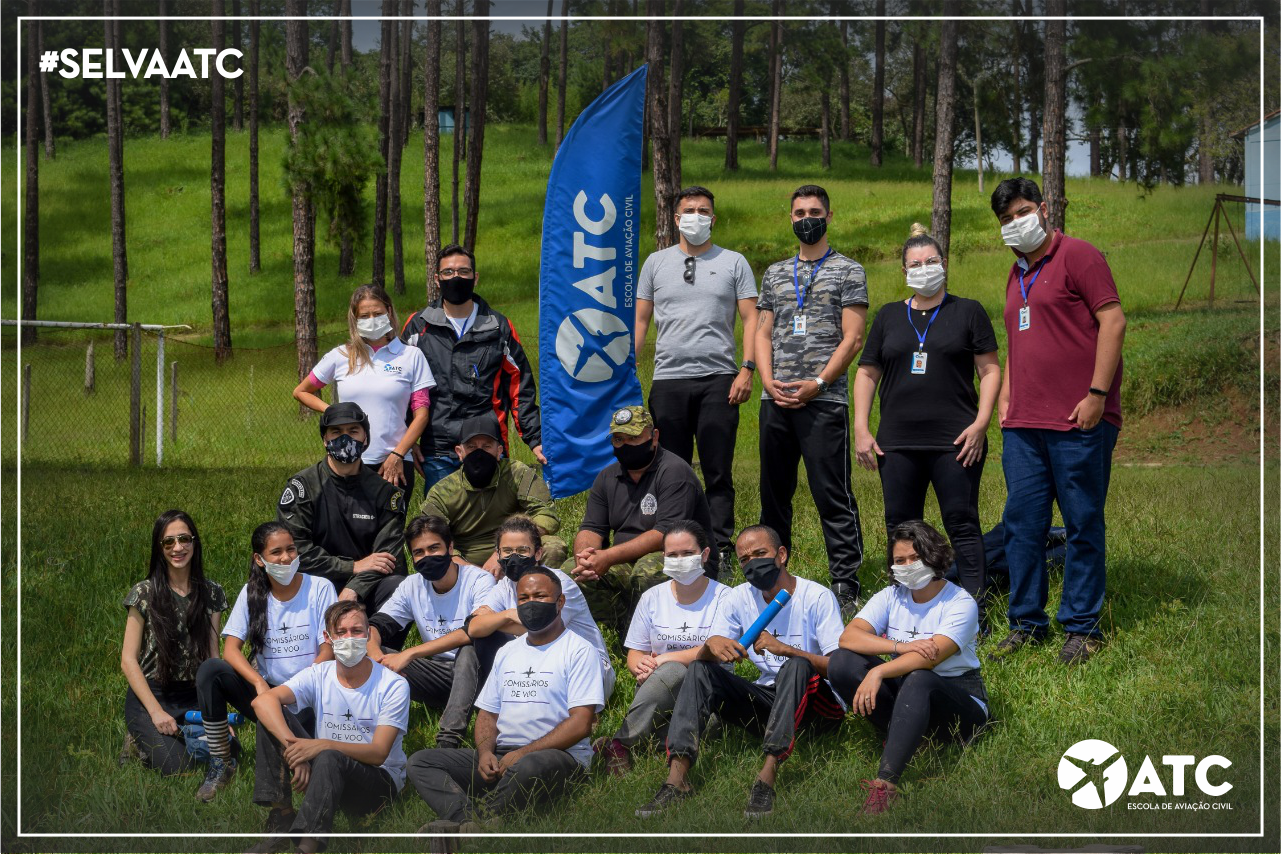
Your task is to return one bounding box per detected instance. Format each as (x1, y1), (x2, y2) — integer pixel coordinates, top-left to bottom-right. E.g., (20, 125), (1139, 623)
(538, 65), (647, 499)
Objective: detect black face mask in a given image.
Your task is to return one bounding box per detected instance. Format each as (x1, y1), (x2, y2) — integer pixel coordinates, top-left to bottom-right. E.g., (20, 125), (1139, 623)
(517, 600), (559, 633)
(613, 439), (657, 471)
(440, 276), (476, 306)
(414, 553), (454, 582)
(742, 556), (783, 591)
(792, 216), (828, 246)
(462, 449), (499, 488)
(499, 553), (538, 584)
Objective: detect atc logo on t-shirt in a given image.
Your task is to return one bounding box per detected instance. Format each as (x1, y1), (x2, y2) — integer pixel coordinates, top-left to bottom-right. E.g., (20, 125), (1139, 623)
(381, 363), (404, 374)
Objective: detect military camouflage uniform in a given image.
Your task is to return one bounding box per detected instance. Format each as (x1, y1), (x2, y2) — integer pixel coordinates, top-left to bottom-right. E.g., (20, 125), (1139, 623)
(421, 458), (566, 567)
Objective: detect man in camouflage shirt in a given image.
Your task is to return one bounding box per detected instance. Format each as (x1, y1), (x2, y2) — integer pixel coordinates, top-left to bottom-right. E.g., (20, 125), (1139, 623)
(753, 184), (868, 620)
(421, 413), (566, 572)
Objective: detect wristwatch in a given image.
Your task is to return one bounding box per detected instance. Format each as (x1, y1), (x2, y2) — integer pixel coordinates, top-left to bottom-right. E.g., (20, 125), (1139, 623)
(814, 376), (830, 393)
(741, 360), (756, 373)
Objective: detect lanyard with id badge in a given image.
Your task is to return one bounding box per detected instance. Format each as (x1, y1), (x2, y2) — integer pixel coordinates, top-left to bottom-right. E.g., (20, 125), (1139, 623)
(906, 299), (943, 375)
(1017, 257), (1047, 331)
(791, 249), (833, 336)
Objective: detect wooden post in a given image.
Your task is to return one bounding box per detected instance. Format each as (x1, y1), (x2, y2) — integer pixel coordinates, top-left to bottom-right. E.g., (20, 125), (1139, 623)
(21, 364), (31, 446)
(85, 340), (95, 395)
(141, 403), (147, 461)
(170, 361), (179, 444)
(130, 322), (142, 466)
(1210, 199), (1220, 305)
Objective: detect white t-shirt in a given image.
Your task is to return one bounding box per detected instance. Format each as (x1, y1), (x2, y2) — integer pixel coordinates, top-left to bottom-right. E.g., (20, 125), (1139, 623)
(223, 574), (338, 687)
(855, 580), (986, 713)
(445, 305), (479, 339)
(375, 564), (495, 661)
(625, 579), (731, 656)
(311, 337), (436, 465)
(475, 628), (605, 769)
(285, 660), (411, 790)
(483, 567), (613, 677)
(710, 577), (845, 692)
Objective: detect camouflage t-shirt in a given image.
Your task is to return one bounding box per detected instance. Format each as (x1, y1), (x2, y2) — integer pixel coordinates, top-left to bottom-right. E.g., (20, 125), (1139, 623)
(757, 249), (869, 405)
(122, 578), (228, 683)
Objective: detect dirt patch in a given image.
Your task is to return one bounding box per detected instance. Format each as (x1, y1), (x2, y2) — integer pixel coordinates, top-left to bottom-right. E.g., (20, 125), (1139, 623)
(1116, 385), (1264, 465)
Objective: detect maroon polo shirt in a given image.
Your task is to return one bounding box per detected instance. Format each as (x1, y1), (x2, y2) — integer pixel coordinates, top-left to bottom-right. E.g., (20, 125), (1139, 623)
(1003, 230), (1123, 431)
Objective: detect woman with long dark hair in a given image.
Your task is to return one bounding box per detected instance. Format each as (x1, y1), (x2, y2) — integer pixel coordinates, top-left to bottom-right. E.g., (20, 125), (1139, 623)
(192, 522), (336, 804)
(120, 509), (228, 776)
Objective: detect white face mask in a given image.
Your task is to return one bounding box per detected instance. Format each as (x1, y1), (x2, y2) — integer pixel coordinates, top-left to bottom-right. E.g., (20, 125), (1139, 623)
(892, 559), (936, 591)
(662, 554), (706, 586)
(261, 554), (300, 586)
(356, 314), (393, 341)
(1000, 211), (1048, 254)
(677, 213), (713, 246)
(906, 264), (946, 297)
(329, 635), (369, 667)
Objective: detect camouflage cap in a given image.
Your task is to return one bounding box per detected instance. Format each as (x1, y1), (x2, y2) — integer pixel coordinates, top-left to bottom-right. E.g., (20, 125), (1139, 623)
(608, 405), (654, 437)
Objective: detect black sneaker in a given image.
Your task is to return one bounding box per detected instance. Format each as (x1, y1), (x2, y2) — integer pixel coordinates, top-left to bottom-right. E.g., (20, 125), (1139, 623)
(831, 582), (860, 623)
(987, 628), (1044, 661)
(743, 779), (775, 818)
(635, 783), (692, 818)
(263, 807), (295, 834)
(1058, 632), (1102, 665)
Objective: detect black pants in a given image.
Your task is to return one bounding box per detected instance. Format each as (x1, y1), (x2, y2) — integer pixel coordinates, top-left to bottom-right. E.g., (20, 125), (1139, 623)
(124, 680), (199, 776)
(758, 399), (864, 592)
(827, 649), (988, 784)
(650, 373), (740, 554)
(386, 645), (481, 749)
(254, 710), (398, 846)
(407, 746), (586, 823)
(878, 446), (987, 603)
(665, 657), (844, 764)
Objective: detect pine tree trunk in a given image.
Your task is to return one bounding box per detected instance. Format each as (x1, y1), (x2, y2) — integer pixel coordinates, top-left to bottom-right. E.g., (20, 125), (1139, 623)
(424, 0), (442, 302)
(1042, 0), (1067, 231)
(388, 5), (406, 292)
(159, 0), (170, 139)
(231, 0), (244, 131)
(930, 16), (958, 258)
(337, 0), (353, 273)
(23, 3), (39, 344)
(838, 14), (850, 141)
(1089, 124), (1101, 177)
(1198, 0), (1214, 184)
(463, 2), (490, 253)
(38, 20), (54, 160)
(374, 0), (394, 285)
(820, 86), (831, 170)
(400, 3), (413, 147)
(537, 0), (552, 146)
(667, 1), (684, 190)
(646, 1), (675, 248)
(767, 0), (783, 171)
(341, 0), (353, 68)
(870, 0), (885, 166)
(555, 0), (569, 152)
(286, 0), (317, 381)
(725, 0), (744, 170)
(211, 0), (232, 361)
(1027, 105), (1039, 173)
(249, 0), (261, 272)
(106, 0), (128, 359)
(1011, 12), (1021, 173)
(912, 26), (924, 168)
(452, 2), (466, 243)
(327, 0), (339, 72)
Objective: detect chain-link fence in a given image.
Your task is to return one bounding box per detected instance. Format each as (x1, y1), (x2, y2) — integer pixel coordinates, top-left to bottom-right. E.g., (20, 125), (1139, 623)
(5, 321), (349, 469)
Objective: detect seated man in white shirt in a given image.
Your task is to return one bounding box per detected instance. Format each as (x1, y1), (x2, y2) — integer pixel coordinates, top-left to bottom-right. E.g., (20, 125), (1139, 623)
(248, 601), (411, 854)
(409, 567), (604, 833)
(635, 524), (846, 820)
(366, 514), (495, 749)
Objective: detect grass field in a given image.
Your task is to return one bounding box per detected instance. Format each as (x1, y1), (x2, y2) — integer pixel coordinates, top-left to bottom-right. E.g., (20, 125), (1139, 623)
(1, 123), (1278, 851)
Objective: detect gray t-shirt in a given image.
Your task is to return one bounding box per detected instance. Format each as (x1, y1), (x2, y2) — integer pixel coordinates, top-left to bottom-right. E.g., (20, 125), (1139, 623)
(637, 244), (758, 381)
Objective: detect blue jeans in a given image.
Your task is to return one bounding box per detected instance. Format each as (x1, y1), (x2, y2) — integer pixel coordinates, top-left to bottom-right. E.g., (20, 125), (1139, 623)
(1001, 423), (1118, 637)
(420, 454), (461, 496)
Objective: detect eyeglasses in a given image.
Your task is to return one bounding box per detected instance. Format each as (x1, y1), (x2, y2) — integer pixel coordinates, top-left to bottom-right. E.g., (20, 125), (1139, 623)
(161, 534), (195, 550)
(683, 256), (695, 285)
(498, 546), (535, 558)
(905, 256), (944, 269)
(438, 267), (475, 279)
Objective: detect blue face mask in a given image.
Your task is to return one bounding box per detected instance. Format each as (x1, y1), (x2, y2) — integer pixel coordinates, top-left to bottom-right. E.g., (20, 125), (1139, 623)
(325, 433), (367, 464)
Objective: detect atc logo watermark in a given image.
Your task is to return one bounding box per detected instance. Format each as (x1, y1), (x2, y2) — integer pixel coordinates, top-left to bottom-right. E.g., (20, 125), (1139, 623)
(40, 48), (243, 79)
(1058, 739), (1233, 810)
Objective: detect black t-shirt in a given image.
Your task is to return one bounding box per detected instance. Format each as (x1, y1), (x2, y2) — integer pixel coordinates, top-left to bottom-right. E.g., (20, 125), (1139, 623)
(859, 294), (998, 451)
(580, 447), (713, 548)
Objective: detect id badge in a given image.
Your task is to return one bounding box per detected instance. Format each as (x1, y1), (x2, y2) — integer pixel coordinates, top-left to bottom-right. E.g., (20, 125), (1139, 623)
(1018, 305), (1030, 331)
(792, 314), (807, 336)
(911, 351), (928, 375)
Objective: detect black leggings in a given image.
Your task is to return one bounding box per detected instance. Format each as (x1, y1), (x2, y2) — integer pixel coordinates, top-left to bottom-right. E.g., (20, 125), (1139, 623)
(124, 680), (200, 777)
(196, 658), (261, 724)
(827, 649), (988, 784)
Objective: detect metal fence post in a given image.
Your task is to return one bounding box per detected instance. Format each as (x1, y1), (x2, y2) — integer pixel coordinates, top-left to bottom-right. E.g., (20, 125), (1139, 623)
(22, 364), (31, 445)
(84, 340), (95, 395)
(170, 361), (179, 445)
(156, 330), (165, 467)
(130, 322), (142, 466)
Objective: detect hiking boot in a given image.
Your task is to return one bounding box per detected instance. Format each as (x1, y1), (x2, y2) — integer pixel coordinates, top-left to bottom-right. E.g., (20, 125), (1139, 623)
(117, 733), (139, 767)
(195, 756), (237, 803)
(423, 820), (461, 854)
(987, 628), (1044, 661)
(635, 782), (693, 817)
(244, 834), (292, 854)
(1059, 632), (1103, 665)
(831, 582), (860, 623)
(294, 837), (320, 854)
(593, 736), (633, 777)
(859, 778), (901, 815)
(743, 779), (775, 818)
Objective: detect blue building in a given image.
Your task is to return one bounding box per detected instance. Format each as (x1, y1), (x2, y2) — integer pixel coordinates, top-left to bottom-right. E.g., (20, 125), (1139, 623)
(438, 106), (470, 135)
(1233, 108), (1279, 241)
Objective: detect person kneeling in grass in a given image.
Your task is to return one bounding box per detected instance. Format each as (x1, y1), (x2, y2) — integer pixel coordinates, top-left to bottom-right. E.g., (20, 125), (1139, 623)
(827, 520), (990, 815)
(365, 514), (494, 749)
(594, 520), (731, 775)
(409, 567), (604, 834)
(247, 601), (410, 854)
(635, 524), (846, 820)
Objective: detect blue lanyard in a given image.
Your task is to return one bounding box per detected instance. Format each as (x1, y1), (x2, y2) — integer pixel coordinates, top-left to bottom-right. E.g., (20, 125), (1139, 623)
(1018, 258), (1048, 305)
(792, 249), (833, 311)
(453, 312), (474, 340)
(905, 299), (943, 352)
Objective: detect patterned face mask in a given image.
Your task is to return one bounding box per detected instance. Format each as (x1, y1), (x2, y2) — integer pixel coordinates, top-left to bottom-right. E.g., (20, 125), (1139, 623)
(325, 432), (367, 464)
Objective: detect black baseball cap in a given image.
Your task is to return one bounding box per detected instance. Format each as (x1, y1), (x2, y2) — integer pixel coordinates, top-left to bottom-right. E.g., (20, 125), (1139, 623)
(458, 412), (503, 444)
(319, 401), (370, 436)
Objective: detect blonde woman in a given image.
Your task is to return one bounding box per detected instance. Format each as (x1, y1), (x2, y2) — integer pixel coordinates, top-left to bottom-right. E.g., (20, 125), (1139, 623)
(294, 285), (435, 493)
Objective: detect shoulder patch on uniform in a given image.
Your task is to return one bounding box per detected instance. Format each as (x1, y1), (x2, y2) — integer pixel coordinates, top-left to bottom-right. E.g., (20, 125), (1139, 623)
(280, 486), (297, 507)
(290, 478), (306, 500)
(390, 489), (404, 513)
(640, 492), (658, 515)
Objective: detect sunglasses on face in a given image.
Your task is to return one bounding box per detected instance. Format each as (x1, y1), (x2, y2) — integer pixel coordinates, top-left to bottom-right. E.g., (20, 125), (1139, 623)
(162, 534), (195, 550)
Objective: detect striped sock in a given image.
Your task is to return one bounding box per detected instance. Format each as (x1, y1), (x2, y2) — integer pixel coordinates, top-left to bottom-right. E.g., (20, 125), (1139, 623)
(204, 718), (232, 762)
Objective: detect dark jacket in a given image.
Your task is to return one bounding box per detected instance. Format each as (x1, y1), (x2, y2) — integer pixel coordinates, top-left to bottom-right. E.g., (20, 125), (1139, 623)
(400, 295), (542, 459)
(276, 460), (407, 601)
